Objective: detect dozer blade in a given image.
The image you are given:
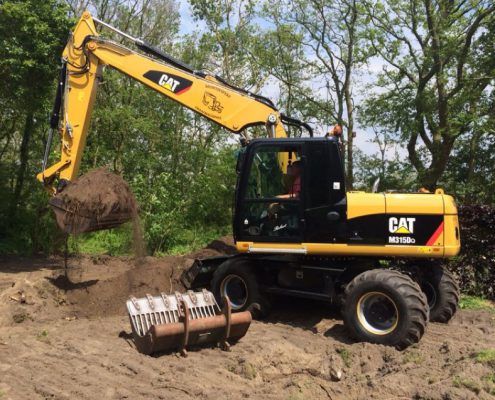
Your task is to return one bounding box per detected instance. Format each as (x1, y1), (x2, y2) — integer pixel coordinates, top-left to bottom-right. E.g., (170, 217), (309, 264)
(49, 197), (132, 234)
(126, 289), (252, 356)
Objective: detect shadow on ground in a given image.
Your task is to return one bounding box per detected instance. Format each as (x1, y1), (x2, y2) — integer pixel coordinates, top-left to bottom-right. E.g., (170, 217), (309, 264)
(46, 275), (99, 290)
(0, 256), (64, 274)
(263, 295), (354, 344)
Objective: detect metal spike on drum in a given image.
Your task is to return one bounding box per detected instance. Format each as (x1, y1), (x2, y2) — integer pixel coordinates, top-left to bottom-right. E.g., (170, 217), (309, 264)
(126, 290), (252, 356)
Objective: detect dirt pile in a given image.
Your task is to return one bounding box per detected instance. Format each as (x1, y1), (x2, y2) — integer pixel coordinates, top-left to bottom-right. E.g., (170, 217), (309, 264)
(60, 255), (189, 318)
(50, 168), (140, 236)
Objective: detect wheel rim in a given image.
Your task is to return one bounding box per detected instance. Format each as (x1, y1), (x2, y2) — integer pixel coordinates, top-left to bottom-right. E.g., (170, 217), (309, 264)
(421, 281), (437, 309)
(356, 292), (399, 335)
(220, 274), (248, 310)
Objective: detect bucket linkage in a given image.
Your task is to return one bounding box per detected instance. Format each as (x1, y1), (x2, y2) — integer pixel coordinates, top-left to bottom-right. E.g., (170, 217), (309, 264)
(126, 289), (252, 356)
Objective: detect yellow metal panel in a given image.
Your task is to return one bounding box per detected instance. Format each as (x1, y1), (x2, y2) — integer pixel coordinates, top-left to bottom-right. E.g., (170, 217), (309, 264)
(385, 193), (444, 214)
(346, 192), (385, 219)
(443, 215), (461, 256)
(92, 41), (283, 135)
(443, 195), (458, 215)
(236, 241), (448, 259)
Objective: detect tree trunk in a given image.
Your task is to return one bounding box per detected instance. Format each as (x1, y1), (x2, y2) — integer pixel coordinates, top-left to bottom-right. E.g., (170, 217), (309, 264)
(345, 94), (354, 189)
(10, 112), (34, 217)
(418, 136), (455, 190)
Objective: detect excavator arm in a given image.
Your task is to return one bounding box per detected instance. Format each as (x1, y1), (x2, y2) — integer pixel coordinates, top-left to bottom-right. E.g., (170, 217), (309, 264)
(38, 11), (310, 193)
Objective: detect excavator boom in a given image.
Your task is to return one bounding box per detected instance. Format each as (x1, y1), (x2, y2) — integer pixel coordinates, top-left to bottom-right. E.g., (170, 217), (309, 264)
(36, 11), (312, 235)
(37, 11), (300, 192)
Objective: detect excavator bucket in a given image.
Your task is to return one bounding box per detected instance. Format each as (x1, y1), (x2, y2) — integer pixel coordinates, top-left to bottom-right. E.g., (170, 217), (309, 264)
(49, 168), (137, 234)
(126, 289), (252, 356)
(49, 196), (133, 234)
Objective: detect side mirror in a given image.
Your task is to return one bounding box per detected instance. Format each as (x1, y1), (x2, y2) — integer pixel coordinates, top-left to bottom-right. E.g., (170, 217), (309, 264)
(327, 211), (340, 222)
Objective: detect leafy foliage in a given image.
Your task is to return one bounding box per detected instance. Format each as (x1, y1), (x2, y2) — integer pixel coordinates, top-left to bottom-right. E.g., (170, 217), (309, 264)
(361, 0), (495, 188)
(445, 205), (495, 299)
(0, 0), (72, 111)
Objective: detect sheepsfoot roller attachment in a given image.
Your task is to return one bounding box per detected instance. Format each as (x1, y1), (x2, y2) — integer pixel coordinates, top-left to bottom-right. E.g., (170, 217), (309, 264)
(126, 289), (252, 356)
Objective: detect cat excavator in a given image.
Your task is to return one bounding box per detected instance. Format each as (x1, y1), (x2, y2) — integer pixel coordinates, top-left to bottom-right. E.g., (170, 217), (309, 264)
(38, 12), (461, 351)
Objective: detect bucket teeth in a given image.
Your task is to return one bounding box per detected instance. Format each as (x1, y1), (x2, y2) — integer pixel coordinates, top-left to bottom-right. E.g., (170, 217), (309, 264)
(145, 294), (155, 310)
(129, 296), (140, 311)
(187, 290), (197, 305)
(160, 292), (170, 308)
(126, 290), (252, 356)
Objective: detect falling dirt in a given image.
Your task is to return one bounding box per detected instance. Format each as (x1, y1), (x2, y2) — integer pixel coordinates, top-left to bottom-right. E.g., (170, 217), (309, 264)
(1, 240), (495, 399)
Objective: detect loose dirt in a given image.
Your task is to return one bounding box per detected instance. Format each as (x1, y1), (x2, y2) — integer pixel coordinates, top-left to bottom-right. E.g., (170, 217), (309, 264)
(51, 168), (141, 240)
(1, 239), (495, 399)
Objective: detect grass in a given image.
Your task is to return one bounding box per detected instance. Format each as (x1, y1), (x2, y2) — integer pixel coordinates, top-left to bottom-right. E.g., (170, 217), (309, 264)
(483, 373), (495, 395)
(453, 376), (481, 394)
(226, 360), (257, 380)
(156, 226), (230, 256)
(485, 373), (495, 384)
(68, 224), (230, 256)
(336, 347), (352, 367)
(241, 362), (257, 380)
(36, 330), (49, 341)
(402, 350), (424, 365)
(459, 295), (495, 313)
(68, 226), (134, 256)
(473, 349), (495, 367)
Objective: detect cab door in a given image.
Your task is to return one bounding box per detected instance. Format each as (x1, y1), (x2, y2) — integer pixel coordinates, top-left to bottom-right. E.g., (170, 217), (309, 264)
(303, 140), (347, 243)
(235, 142), (304, 243)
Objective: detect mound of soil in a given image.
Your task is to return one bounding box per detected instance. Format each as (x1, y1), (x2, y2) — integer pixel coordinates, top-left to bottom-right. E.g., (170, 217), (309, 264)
(51, 168), (139, 235)
(62, 255), (188, 318)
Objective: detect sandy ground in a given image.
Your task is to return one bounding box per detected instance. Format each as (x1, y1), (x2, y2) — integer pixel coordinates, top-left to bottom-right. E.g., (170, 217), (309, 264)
(1, 241), (495, 400)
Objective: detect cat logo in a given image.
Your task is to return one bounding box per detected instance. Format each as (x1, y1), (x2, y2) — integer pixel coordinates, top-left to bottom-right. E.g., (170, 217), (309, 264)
(143, 70), (193, 95)
(388, 217), (415, 234)
(158, 73), (180, 92)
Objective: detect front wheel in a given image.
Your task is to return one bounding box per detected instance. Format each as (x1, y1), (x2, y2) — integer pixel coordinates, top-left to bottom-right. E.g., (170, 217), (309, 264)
(342, 269), (429, 350)
(211, 260), (271, 319)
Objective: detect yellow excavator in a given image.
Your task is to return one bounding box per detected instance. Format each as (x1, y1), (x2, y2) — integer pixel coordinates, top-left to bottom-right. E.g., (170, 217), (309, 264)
(38, 12), (461, 351)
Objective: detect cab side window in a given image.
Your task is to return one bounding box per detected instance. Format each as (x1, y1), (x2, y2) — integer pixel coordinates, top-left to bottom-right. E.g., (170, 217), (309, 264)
(240, 145), (302, 241)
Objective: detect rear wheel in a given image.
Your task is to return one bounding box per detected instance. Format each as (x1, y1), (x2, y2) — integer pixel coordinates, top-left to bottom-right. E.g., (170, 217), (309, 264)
(211, 260), (271, 319)
(419, 265), (459, 323)
(342, 269), (429, 349)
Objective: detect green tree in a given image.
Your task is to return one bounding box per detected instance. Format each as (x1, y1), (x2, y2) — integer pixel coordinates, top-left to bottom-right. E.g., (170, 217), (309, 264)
(249, 12), (311, 137)
(67, 0), (237, 254)
(362, 0), (495, 189)
(0, 0), (71, 253)
(0, 0), (71, 214)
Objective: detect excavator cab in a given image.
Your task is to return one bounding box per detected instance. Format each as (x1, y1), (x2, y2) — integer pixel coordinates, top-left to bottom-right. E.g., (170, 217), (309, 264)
(234, 137), (346, 244)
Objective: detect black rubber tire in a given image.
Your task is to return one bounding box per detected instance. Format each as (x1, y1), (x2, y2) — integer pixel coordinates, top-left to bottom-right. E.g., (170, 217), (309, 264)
(342, 269), (429, 350)
(211, 260), (271, 319)
(420, 265), (460, 323)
